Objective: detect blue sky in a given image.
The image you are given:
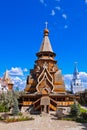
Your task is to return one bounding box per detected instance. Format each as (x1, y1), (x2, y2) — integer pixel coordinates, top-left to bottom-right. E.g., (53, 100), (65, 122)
(0, 0), (87, 90)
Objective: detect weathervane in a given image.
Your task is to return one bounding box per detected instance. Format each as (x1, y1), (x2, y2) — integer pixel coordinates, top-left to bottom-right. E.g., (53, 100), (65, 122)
(45, 21), (48, 29)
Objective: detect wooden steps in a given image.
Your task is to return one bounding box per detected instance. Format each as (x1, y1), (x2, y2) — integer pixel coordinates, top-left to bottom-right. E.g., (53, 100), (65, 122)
(50, 98), (57, 111)
(49, 104), (56, 111)
(34, 105), (40, 110)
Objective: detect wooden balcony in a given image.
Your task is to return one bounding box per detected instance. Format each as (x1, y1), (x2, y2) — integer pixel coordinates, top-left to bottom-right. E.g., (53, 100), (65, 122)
(23, 101), (33, 106)
(57, 101), (74, 106)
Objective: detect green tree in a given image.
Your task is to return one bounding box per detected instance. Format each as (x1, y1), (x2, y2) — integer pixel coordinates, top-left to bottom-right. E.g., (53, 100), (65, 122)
(11, 91), (20, 115)
(0, 90), (20, 115)
(0, 92), (9, 112)
(70, 102), (80, 117)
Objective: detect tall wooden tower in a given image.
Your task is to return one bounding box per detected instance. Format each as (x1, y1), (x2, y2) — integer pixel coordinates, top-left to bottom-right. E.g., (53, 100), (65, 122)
(21, 27), (74, 113)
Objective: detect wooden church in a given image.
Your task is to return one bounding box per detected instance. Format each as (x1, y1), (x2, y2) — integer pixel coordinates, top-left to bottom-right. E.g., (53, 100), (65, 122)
(20, 26), (74, 113)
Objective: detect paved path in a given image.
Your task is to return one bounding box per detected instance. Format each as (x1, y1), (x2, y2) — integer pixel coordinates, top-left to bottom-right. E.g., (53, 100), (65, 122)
(0, 114), (87, 130)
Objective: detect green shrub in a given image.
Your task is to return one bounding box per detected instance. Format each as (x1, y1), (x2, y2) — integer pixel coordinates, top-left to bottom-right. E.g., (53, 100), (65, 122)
(62, 117), (73, 121)
(70, 103), (80, 117)
(0, 90), (20, 115)
(17, 112), (22, 116)
(3, 116), (34, 123)
(0, 103), (9, 112)
(80, 112), (87, 120)
(76, 117), (87, 123)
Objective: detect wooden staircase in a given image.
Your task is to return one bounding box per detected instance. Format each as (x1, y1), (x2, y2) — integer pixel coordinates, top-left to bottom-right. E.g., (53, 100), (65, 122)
(33, 98), (41, 111)
(49, 104), (56, 111)
(34, 105), (40, 111)
(50, 98), (57, 111)
(33, 97), (58, 112)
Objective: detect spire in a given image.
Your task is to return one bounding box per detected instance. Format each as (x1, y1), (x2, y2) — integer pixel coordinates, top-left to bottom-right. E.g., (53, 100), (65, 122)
(73, 62), (79, 79)
(3, 70), (9, 81)
(39, 22), (53, 52)
(2, 70), (13, 84)
(74, 62), (79, 74)
(71, 62), (85, 93)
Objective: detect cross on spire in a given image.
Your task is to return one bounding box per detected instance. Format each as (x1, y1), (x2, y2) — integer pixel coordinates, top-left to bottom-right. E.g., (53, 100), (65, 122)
(45, 21), (48, 29)
(74, 62), (78, 66)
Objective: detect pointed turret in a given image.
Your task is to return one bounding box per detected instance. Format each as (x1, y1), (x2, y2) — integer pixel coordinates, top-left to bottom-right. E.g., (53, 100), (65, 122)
(3, 70), (9, 81)
(73, 62), (79, 80)
(2, 70), (14, 90)
(39, 29), (53, 52)
(40, 22), (53, 52)
(36, 25), (56, 61)
(71, 63), (84, 94)
(74, 62), (78, 73)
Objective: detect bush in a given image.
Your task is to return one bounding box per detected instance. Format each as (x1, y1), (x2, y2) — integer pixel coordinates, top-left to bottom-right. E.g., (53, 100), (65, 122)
(62, 117), (74, 121)
(80, 112), (87, 120)
(76, 117), (87, 123)
(70, 103), (80, 117)
(0, 103), (9, 112)
(17, 112), (22, 116)
(0, 90), (20, 115)
(4, 116), (34, 122)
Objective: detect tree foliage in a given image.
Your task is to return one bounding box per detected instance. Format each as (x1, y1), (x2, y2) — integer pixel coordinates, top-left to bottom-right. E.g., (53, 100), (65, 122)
(0, 103), (9, 112)
(70, 102), (80, 117)
(0, 90), (20, 115)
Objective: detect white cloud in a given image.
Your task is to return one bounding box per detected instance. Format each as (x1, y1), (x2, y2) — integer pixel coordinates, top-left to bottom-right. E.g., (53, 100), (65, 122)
(11, 76), (26, 90)
(85, 0), (87, 4)
(9, 67), (23, 76)
(51, 10), (55, 16)
(55, 6), (61, 11)
(64, 74), (73, 80)
(64, 25), (68, 29)
(79, 72), (87, 82)
(62, 14), (67, 20)
(64, 72), (87, 90)
(2, 67), (29, 91)
(8, 67), (27, 90)
(40, 0), (44, 4)
(65, 84), (71, 90)
(12, 76), (22, 82)
(40, 0), (47, 6)
(64, 74), (73, 90)
(23, 68), (28, 72)
(64, 72), (87, 83)
(83, 82), (87, 89)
